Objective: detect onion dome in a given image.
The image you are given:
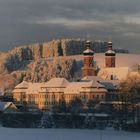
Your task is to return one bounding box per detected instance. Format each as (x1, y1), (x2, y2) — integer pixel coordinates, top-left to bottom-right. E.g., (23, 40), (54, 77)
(105, 41), (116, 56)
(83, 40), (94, 55)
(105, 50), (116, 56)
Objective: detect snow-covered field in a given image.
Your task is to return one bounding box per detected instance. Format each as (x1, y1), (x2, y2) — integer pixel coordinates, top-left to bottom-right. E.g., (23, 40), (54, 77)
(0, 127), (140, 140)
(70, 53), (140, 68)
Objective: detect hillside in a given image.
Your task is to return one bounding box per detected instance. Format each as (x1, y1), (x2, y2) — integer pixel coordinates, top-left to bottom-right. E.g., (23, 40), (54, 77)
(0, 39), (139, 94)
(0, 39), (97, 93)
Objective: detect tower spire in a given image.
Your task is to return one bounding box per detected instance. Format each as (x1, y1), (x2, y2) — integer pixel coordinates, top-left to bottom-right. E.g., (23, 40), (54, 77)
(85, 40), (91, 49)
(107, 37), (113, 50)
(82, 40), (95, 77)
(105, 40), (116, 68)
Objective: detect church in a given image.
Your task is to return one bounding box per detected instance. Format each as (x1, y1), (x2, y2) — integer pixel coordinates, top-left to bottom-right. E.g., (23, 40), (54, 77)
(12, 40), (140, 110)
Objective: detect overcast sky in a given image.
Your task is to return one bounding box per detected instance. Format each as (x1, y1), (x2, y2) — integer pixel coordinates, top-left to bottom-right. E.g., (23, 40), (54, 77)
(0, 0), (140, 53)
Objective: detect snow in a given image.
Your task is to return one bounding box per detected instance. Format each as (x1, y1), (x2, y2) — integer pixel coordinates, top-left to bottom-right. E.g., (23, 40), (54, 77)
(98, 67), (129, 80)
(0, 102), (16, 111)
(0, 127), (140, 140)
(83, 48), (94, 54)
(93, 113), (109, 117)
(68, 53), (140, 68)
(105, 49), (116, 54)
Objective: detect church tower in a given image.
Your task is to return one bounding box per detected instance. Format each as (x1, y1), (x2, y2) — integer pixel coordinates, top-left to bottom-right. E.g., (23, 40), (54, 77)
(82, 40), (95, 77)
(105, 41), (116, 68)
(138, 63), (140, 74)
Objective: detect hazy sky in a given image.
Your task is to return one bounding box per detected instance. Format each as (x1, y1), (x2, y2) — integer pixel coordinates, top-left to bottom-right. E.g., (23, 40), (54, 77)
(0, 0), (140, 53)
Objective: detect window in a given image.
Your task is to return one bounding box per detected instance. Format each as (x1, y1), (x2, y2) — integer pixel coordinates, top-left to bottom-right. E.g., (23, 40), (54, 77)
(53, 95), (55, 98)
(23, 95), (26, 99)
(101, 95), (104, 99)
(84, 95), (86, 99)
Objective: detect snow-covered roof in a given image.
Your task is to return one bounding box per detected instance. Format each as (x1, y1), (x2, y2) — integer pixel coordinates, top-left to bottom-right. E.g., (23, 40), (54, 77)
(13, 78), (107, 95)
(0, 89), (4, 96)
(27, 83), (43, 94)
(64, 81), (107, 94)
(82, 76), (103, 81)
(13, 82), (45, 94)
(46, 78), (69, 87)
(101, 80), (120, 90)
(98, 67), (130, 80)
(82, 80), (105, 88)
(81, 81), (107, 93)
(0, 102), (17, 111)
(129, 71), (140, 77)
(13, 78), (69, 94)
(13, 81), (44, 93)
(15, 81), (29, 89)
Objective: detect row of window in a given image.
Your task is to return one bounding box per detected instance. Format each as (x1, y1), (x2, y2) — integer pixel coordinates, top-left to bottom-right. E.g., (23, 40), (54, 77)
(22, 94), (58, 99)
(14, 93), (105, 101)
(19, 95), (105, 103)
(15, 96), (105, 101)
(64, 94), (105, 99)
(27, 101), (56, 106)
(80, 95), (104, 99)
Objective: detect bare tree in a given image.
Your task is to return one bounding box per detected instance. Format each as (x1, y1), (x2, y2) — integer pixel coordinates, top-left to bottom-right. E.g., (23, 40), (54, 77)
(119, 75), (140, 123)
